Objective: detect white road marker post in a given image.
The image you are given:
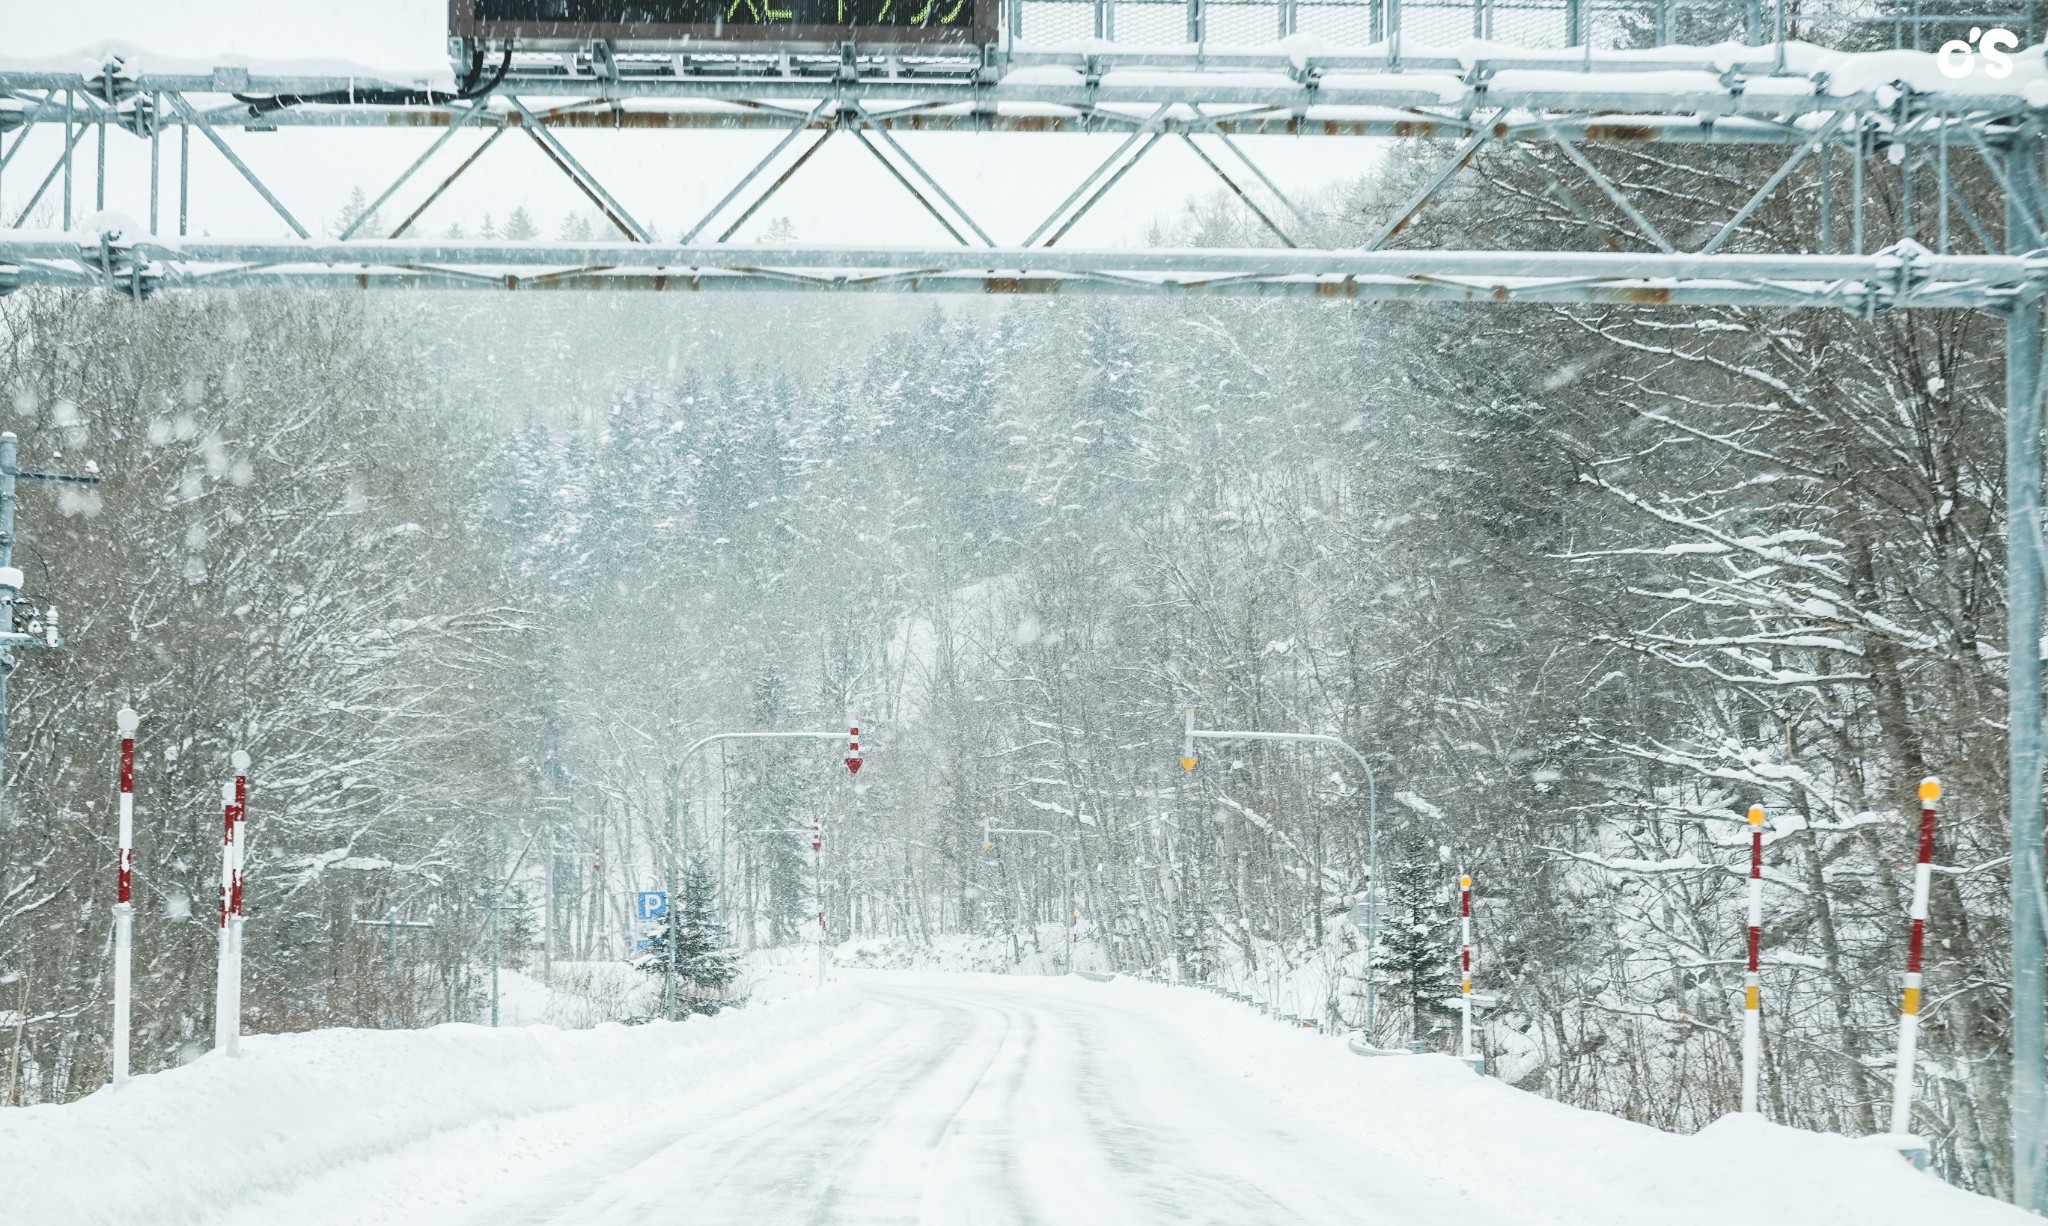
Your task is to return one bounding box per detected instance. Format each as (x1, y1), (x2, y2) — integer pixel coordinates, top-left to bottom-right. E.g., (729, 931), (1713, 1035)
(212, 777), (238, 1055)
(1459, 873), (1480, 1073)
(812, 804), (825, 990)
(111, 706), (138, 1086)
(1889, 778), (1941, 1167)
(1741, 804), (1765, 1114)
(229, 751), (249, 1050)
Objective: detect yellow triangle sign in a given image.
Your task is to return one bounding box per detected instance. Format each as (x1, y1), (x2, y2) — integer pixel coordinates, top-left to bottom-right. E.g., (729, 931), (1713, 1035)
(1180, 757), (1198, 772)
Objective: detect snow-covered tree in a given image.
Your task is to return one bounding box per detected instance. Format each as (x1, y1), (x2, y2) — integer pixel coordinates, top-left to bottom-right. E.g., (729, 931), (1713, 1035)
(637, 862), (738, 1011)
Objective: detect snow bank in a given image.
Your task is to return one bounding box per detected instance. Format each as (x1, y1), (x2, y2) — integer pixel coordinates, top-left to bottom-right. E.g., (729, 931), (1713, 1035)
(490, 961), (661, 1027)
(0, 986), (873, 1226)
(1035, 974), (2028, 1226)
(2, 972), (2023, 1225)
(832, 924), (1114, 975)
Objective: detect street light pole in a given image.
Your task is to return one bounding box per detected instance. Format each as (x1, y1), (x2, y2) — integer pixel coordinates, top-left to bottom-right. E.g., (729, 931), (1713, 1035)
(664, 729), (848, 1021)
(1180, 708), (1382, 1041)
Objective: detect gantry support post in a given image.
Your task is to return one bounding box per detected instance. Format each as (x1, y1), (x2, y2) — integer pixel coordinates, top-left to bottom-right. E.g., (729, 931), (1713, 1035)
(2008, 122), (2048, 1215)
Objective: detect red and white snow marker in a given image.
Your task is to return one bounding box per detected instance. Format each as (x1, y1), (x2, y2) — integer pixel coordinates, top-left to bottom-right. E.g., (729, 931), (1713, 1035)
(1890, 778), (1940, 1136)
(1459, 874), (1474, 1061)
(214, 776), (238, 1055)
(1741, 804), (1765, 1114)
(228, 751), (250, 1053)
(813, 804), (826, 987)
(112, 707), (138, 1085)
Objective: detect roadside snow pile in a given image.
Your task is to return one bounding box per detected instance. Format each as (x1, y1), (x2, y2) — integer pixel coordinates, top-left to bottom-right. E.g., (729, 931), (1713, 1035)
(832, 926), (1113, 975)
(491, 960), (659, 1027)
(2, 972), (2023, 1225)
(0, 986), (873, 1226)
(1066, 974), (2027, 1226)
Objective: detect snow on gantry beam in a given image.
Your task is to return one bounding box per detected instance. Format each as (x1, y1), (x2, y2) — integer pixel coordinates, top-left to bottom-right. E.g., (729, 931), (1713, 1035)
(2, 38), (2045, 144)
(0, 102), (1822, 148)
(0, 234), (2030, 308)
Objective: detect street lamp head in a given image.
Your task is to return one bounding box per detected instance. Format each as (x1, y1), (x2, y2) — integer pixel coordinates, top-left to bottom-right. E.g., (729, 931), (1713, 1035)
(220, 779), (236, 803)
(116, 707), (139, 735)
(232, 750), (251, 772)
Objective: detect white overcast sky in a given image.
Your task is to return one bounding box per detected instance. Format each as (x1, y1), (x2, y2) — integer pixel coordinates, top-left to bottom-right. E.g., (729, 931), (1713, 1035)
(4, 2), (1375, 245)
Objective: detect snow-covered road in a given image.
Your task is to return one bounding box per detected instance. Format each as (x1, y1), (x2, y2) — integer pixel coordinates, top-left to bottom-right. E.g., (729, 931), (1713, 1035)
(487, 977), (1438, 1225)
(4, 971), (2031, 1225)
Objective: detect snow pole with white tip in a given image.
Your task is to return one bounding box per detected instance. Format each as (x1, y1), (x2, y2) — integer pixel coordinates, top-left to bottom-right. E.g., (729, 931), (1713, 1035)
(111, 706), (138, 1085)
(229, 751), (249, 1050)
(213, 777), (237, 1055)
(1741, 804), (1765, 1114)
(812, 803), (825, 988)
(1459, 873), (1474, 1060)
(1890, 778), (1941, 1137)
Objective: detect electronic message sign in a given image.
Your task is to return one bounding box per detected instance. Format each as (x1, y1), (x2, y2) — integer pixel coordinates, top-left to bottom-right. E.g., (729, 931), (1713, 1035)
(452, 0), (995, 48)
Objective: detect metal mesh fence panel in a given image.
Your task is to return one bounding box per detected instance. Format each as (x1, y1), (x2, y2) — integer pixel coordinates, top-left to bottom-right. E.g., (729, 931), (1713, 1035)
(1207, 0), (1288, 44)
(1401, 2), (1484, 41)
(1021, 0), (1100, 39)
(1108, 0), (1194, 41)
(1293, 0), (1379, 44)
(1008, 0), (2012, 49)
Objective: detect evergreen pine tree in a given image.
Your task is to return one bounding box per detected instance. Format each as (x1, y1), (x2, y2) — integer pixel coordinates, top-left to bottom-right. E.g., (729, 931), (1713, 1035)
(1372, 856), (1462, 1047)
(637, 861), (740, 1013)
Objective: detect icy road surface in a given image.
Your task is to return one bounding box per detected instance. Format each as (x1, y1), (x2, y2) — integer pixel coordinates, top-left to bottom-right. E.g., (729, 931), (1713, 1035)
(3, 971), (2030, 1225)
(477, 976), (1434, 1225)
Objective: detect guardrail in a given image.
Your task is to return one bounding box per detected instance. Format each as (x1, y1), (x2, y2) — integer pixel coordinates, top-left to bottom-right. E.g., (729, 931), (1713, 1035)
(1127, 968), (1338, 1033)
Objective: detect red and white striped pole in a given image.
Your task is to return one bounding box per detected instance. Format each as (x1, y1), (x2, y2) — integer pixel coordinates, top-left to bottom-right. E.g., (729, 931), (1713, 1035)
(1741, 804), (1765, 1114)
(229, 751), (249, 1049)
(1459, 873), (1474, 1060)
(112, 707), (138, 1085)
(213, 777), (237, 1055)
(812, 804), (825, 989)
(1890, 778), (1941, 1136)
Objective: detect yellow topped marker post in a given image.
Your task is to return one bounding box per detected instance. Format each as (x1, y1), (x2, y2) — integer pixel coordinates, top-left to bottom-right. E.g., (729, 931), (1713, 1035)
(1741, 805), (1766, 1114)
(1889, 778), (1942, 1166)
(1459, 873), (1480, 1074)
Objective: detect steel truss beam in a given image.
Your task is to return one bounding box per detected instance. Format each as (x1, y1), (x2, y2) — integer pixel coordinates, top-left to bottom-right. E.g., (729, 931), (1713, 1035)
(0, 234), (2027, 309)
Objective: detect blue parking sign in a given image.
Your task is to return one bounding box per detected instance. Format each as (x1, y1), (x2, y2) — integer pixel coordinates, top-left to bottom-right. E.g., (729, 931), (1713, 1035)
(635, 891), (668, 921)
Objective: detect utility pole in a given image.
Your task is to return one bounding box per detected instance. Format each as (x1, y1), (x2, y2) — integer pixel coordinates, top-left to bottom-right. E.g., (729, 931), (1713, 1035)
(0, 432), (99, 803)
(1180, 707), (1383, 1041)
